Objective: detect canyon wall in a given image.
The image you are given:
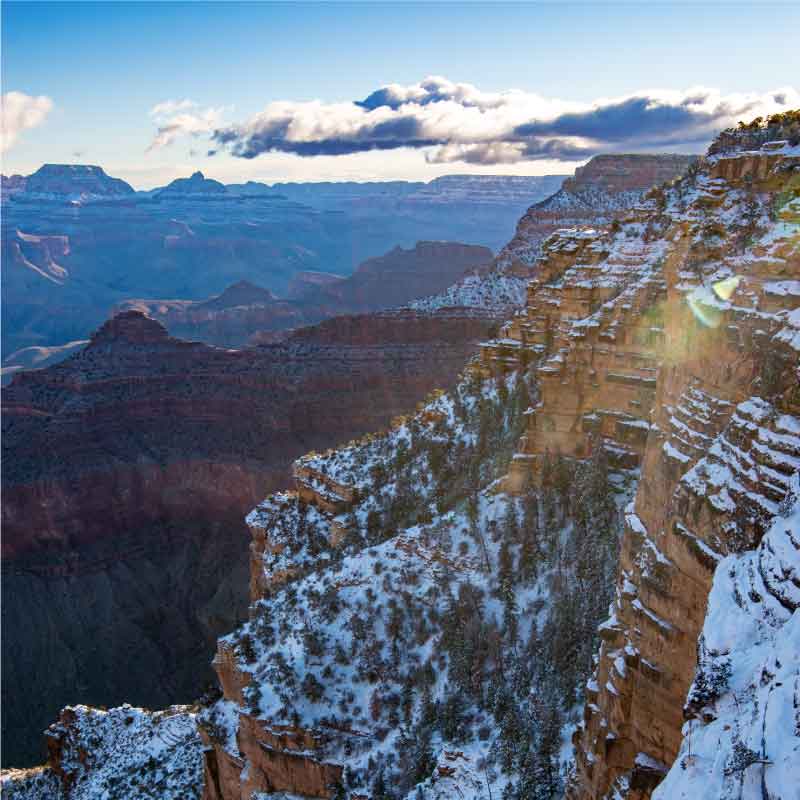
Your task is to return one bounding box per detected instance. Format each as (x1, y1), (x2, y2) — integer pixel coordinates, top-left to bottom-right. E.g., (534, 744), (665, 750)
(1, 307), (496, 767)
(5, 130), (797, 799)
(478, 133), (799, 798)
(413, 154), (696, 315)
(117, 242), (493, 348)
(569, 141), (800, 800)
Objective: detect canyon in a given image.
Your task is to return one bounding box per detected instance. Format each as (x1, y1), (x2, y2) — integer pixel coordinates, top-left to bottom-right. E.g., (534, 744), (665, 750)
(1, 306), (498, 767)
(1, 165), (561, 356)
(116, 241), (493, 348)
(184, 125), (798, 800)
(0, 154), (659, 769)
(4, 126), (797, 800)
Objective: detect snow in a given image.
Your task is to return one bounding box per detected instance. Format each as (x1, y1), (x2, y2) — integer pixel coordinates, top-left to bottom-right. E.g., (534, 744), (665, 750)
(653, 480), (800, 800)
(662, 440), (691, 464)
(1, 705), (202, 800)
(409, 271), (528, 314)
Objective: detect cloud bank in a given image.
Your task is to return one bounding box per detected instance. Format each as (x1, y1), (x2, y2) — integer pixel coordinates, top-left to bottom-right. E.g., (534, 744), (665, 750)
(203, 77), (797, 164)
(1, 91), (54, 153)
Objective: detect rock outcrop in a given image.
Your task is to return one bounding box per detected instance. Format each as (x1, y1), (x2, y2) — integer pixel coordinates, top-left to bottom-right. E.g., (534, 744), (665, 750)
(494, 154), (697, 275)
(651, 479), (800, 800)
(20, 163), (135, 200)
(567, 134), (799, 800)
(140, 127), (797, 800)
(197, 367), (542, 800)
(156, 170), (227, 197)
(1, 704), (202, 799)
(1, 307), (496, 767)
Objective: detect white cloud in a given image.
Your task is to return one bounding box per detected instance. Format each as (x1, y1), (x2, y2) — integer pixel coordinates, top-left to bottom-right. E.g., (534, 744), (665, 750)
(149, 98), (198, 117)
(209, 77), (799, 164)
(1, 91), (54, 153)
(147, 99), (228, 152)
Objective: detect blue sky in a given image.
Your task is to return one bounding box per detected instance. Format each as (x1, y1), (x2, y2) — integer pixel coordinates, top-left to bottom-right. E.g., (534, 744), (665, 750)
(2, 1), (797, 187)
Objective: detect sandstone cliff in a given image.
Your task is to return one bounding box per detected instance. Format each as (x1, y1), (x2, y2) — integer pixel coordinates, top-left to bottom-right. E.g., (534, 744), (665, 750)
(4, 121), (798, 799)
(476, 125), (799, 798)
(196, 124), (797, 800)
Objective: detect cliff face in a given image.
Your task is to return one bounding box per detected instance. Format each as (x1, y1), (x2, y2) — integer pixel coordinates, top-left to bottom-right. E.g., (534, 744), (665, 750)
(493, 154), (697, 275)
(1, 307), (496, 767)
(568, 141), (799, 800)
(197, 368), (558, 800)
(413, 154), (696, 315)
(652, 483), (799, 800)
(4, 127), (798, 798)
(478, 132), (799, 797)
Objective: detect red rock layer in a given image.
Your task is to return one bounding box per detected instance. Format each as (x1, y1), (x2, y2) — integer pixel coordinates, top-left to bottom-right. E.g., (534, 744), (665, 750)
(1, 307), (495, 767)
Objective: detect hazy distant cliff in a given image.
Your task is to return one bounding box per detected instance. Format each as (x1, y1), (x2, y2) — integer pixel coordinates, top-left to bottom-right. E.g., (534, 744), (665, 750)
(116, 241), (493, 347)
(1, 167), (559, 355)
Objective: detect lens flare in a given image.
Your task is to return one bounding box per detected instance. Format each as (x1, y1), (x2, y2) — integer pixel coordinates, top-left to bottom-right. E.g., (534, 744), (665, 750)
(712, 275), (741, 300)
(686, 275), (740, 328)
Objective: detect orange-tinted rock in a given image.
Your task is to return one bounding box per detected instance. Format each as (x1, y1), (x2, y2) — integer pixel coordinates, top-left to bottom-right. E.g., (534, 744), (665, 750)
(564, 138), (800, 799)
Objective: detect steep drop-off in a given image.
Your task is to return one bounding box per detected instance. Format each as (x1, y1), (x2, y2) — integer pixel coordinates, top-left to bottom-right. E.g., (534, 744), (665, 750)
(477, 124), (800, 798)
(413, 154), (696, 315)
(5, 121), (798, 799)
(193, 122), (798, 800)
(1, 307), (497, 767)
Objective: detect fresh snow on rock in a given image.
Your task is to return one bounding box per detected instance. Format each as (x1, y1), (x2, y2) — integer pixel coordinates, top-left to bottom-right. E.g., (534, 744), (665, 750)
(654, 475), (800, 800)
(1, 705), (202, 800)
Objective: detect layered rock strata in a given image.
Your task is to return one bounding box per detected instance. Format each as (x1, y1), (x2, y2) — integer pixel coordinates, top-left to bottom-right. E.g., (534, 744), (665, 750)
(413, 154), (696, 315)
(3, 165), (553, 355)
(5, 126), (798, 800)
(561, 137), (799, 798)
(1, 307), (495, 767)
(475, 130), (799, 798)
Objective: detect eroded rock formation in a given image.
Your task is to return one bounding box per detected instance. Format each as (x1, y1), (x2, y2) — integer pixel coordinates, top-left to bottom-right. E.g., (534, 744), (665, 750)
(4, 126), (797, 800)
(1, 307), (496, 767)
(478, 129), (799, 798)
(118, 242), (493, 347)
(413, 154), (696, 315)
